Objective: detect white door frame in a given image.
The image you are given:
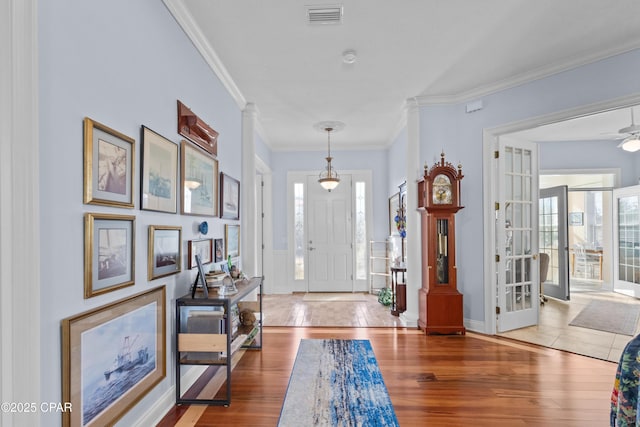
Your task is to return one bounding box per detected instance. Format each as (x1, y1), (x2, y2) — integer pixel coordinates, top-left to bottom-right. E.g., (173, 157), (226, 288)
(483, 93), (640, 335)
(256, 155), (273, 292)
(287, 170), (372, 293)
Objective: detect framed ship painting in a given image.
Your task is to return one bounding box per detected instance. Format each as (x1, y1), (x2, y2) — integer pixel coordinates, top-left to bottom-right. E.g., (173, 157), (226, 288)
(61, 286), (166, 427)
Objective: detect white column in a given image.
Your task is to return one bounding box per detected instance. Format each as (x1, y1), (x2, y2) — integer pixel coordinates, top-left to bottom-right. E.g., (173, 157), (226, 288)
(0, 0), (41, 425)
(400, 98), (421, 327)
(241, 103), (258, 276)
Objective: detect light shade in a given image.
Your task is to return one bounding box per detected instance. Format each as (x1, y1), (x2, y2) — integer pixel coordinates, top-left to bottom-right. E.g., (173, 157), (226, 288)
(620, 135), (640, 152)
(184, 179), (202, 190)
(318, 126), (340, 191)
(319, 176), (340, 190)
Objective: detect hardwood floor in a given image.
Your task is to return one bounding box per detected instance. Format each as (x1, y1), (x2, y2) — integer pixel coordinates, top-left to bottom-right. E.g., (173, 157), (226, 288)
(160, 326), (617, 426)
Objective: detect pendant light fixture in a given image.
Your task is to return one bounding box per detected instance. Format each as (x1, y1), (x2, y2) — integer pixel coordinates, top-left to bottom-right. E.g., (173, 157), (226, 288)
(318, 126), (340, 191)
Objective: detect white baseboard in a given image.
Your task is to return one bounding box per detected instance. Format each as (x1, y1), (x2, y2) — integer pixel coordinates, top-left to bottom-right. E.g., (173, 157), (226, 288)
(464, 317), (486, 334)
(130, 366), (207, 427)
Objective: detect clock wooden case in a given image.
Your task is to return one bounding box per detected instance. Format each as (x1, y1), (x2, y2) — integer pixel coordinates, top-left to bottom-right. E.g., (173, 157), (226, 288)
(417, 152), (465, 335)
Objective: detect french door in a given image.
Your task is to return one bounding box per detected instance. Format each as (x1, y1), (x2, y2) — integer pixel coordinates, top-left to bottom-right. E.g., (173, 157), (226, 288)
(613, 185), (640, 297)
(496, 138), (539, 332)
(539, 185), (570, 301)
(306, 175), (354, 292)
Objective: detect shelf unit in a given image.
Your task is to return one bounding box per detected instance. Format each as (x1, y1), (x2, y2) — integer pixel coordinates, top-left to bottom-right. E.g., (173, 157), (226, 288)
(175, 276), (262, 406)
(369, 240), (391, 294)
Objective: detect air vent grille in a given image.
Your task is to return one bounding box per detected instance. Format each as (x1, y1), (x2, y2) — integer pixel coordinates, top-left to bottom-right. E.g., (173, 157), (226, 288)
(307, 5), (343, 24)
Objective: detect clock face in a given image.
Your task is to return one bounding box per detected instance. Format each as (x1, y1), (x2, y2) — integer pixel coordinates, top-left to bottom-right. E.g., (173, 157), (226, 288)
(432, 174), (452, 205)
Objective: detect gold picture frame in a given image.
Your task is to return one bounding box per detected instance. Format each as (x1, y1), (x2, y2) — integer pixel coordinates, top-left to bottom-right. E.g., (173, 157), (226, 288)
(62, 286), (166, 427)
(180, 140), (218, 216)
(83, 117), (135, 208)
(225, 224), (240, 259)
(140, 126), (178, 213)
(148, 225), (182, 280)
(84, 213), (135, 298)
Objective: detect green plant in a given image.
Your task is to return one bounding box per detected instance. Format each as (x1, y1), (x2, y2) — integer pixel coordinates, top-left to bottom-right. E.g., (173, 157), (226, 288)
(377, 288), (392, 306)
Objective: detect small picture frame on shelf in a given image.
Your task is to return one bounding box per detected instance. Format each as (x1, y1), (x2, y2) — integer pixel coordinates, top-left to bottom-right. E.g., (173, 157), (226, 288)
(148, 225), (182, 280)
(83, 117), (135, 208)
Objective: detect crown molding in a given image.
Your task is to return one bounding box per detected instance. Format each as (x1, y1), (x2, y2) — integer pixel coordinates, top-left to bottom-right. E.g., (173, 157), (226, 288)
(417, 43), (640, 107)
(163, 0), (246, 110)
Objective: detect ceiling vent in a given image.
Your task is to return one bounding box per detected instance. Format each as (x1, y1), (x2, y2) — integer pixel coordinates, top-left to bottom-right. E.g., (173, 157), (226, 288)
(307, 5), (343, 24)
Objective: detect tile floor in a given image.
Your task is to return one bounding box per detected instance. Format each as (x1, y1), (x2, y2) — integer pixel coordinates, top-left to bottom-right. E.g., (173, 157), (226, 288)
(499, 284), (640, 362)
(262, 292), (405, 327)
(263, 281), (640, 362)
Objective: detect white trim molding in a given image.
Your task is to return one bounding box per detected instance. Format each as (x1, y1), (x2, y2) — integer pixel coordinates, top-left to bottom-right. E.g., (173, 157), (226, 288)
(163, 0), (246, 109)
(1, 0), (41, 425)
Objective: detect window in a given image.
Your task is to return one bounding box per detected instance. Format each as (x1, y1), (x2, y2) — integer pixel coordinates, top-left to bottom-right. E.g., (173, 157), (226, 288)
(294, 183), (304, 280)
(355, 181), (366, 280)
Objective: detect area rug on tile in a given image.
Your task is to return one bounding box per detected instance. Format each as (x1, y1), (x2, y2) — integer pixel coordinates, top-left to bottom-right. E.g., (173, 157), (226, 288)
(302, 292), (369, 302)
(569, 300), (640, 335)
(278, 339), (399, 427)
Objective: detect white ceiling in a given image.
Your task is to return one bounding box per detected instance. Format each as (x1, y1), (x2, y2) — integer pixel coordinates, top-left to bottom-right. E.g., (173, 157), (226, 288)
(168, 0), (640, 151)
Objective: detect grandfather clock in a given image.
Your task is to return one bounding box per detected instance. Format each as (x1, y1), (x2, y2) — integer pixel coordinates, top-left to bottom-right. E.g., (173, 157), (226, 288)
(417, 152), (465, 335)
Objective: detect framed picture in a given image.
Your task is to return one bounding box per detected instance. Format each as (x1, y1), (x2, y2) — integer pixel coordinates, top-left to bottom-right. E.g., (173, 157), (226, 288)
(84, 213), (135, 299)
(181, 140), (218, 216)
(225, 224), (240, 258)
(188, 238), (213, 269)
(83, 117), (135, 208)
(61, 286), (166, 427)
(220, 172), (240, 220)
(214, 238), (224, 262)
(141, 126), (178, 213)
(388, 192), (399, 235)
(148, 225), (182, 280)
(569, 212), (584, 226)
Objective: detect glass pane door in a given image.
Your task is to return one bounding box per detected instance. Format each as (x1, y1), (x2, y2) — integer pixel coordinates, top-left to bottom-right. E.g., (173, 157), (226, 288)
(614, 187), (640, 297)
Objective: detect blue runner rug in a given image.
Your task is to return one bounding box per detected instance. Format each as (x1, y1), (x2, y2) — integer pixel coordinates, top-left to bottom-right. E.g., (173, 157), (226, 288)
(278, 339), (399, 427)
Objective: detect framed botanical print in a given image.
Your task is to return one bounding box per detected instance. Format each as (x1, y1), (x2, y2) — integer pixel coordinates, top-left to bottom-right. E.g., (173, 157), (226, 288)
(62, 286), (166, 427)
(225, 224), (240, 258)
(187, 238), (213, 269)
(148, 225), (182, 280)
(219, 172), (240, 220)
(141, 126), (178, 213)
(84, 213), (135, 298)
(181, 140), (218, 216)
(83, 117), (135, 208)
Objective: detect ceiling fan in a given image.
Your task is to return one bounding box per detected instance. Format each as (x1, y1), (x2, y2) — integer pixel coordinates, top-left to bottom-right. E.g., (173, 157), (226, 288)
(617, 108), (640, 152)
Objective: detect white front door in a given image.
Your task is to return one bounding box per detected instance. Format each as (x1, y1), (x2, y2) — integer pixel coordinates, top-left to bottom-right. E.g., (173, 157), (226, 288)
(306, 174), (354, 292)
(496, 138), (539, 332)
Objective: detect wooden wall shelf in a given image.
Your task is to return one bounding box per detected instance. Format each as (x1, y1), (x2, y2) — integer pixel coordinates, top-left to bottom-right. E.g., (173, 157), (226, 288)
(177, 100), (218, 156)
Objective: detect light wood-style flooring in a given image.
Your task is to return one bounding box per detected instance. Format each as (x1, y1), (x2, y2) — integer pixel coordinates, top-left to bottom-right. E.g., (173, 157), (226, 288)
(500, 281), (640, 362)
(160, 326), (616, 426)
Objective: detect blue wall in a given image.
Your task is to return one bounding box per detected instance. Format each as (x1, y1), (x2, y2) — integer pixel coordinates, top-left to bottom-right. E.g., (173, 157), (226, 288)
(539, 139), (639, 185)
(39, 0), (241, 424)
(418, 49), (640, 322)
(387, 126), (408, 196)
